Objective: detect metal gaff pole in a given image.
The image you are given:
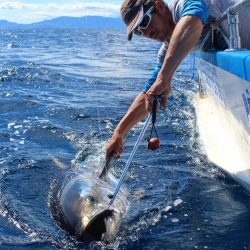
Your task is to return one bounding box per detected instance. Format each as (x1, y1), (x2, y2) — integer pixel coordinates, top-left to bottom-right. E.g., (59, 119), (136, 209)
(109, 112), (152, 206)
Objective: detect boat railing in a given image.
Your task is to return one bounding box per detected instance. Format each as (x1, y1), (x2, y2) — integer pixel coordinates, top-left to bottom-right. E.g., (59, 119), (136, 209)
(212, 0), (250, 50)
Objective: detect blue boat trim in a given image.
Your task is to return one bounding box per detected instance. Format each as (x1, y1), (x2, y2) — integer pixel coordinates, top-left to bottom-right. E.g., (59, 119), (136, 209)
(193, 50), (250, 82)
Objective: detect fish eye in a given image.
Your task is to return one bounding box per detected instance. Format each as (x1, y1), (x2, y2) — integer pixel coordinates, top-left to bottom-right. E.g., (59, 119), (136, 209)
(85, 196), (96, 203)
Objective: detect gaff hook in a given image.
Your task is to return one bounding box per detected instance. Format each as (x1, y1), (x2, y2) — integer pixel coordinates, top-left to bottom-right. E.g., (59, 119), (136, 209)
(108, 96), (161, 206)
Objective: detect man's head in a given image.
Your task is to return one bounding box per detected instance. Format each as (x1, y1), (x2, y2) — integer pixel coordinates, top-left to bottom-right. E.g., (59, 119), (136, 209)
(120, 0), (174, 42)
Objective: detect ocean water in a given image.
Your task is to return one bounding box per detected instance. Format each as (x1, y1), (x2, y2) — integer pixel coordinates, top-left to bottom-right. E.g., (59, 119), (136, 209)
(0, 28), (250, 250)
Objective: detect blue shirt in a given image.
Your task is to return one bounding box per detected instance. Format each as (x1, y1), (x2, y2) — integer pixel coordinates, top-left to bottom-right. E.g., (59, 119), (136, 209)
(143, 0), (208, 93)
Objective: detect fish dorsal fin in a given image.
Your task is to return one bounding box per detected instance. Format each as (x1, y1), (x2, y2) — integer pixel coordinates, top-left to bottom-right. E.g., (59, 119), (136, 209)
(99, 153), (114, 180)
(99, 135), (126, 180)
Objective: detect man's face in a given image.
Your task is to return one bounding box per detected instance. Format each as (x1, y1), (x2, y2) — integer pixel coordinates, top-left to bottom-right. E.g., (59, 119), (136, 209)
(138, 6), (175, 42)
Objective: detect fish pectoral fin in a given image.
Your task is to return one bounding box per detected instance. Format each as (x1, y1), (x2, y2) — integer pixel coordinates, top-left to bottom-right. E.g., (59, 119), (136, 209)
(50, 155), (68, 170)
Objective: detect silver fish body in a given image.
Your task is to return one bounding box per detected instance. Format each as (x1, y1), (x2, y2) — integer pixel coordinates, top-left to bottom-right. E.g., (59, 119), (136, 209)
(50, 166), (129, 243)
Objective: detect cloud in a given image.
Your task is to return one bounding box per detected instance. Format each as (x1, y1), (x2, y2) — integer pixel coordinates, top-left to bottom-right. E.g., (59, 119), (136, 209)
(44, 2), (120, 16)
(0, 1), (120, 13)
(46, 2), (119, 11)
(0, 1), (40, 9)
(0, 1), (121, 23)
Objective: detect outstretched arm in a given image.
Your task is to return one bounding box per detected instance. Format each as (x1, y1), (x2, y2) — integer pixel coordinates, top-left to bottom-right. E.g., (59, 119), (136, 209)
(146, 15), (204, 109)
(106, 92), (148, 159)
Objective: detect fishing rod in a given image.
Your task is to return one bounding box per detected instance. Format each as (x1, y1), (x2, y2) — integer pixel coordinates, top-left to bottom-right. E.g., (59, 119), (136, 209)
(108, 96), (160, 206)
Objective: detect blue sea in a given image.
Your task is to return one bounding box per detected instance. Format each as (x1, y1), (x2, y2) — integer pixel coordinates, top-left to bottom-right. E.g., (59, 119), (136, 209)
(1, 28), (250, 250)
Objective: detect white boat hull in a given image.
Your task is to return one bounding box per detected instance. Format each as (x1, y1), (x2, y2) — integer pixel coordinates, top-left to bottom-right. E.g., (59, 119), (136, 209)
(194, 55), (250, 191)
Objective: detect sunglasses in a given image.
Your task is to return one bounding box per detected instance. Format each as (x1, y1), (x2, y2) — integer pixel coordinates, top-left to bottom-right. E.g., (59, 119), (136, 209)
(134, 6), (154, 36)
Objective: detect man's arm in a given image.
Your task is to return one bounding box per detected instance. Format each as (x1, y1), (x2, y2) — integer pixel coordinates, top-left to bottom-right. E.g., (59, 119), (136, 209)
(106, 92), (148, 159)
(146, 15), (204, 109)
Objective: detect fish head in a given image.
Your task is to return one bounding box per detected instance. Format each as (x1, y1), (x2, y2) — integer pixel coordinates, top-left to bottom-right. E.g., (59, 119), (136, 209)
(59, 173), (127, 243)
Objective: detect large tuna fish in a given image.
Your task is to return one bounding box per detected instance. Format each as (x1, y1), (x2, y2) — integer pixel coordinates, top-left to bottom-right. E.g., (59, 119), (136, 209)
(49, 156), (129, 243)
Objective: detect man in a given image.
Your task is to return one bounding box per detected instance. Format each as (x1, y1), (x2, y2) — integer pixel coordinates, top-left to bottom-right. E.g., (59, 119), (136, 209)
(106, 0), (228, 159)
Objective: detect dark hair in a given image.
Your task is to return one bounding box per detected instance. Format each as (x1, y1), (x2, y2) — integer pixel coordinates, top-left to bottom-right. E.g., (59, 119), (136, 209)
(143, 0), (168, 14)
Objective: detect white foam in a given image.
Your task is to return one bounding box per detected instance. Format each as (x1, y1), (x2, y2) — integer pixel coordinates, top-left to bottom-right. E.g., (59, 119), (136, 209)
(152, 213), (161, 225)
(162, 205), (172, 212)
(172, 218), (179, 223)
(28, 232), (38, 238)
(173, 198), (183, 207)
(7, 122), (15, 128)
(14, 125), (22, 129)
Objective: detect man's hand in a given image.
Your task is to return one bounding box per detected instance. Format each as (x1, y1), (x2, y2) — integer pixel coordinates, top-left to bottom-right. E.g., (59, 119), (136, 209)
(106, 131), (124, 159)
(145, 71), (172, 111)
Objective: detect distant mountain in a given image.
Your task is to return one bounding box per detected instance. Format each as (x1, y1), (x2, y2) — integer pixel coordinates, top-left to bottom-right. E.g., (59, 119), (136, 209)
(0, 16), (126, 29)
(0, 20), (20, 28)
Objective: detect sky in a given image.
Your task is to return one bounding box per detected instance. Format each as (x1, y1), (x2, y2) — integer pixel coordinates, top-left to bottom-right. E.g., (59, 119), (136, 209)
(0, 0), (171, 24)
